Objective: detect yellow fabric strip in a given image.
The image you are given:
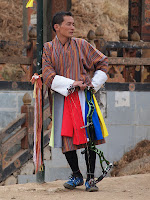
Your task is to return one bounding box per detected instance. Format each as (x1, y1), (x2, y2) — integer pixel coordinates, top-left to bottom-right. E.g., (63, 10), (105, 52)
(93, 94), (109, 138)
(49, 94), (54, 147)
(26, 0), (34, 8)
(33, 81), (37, 98)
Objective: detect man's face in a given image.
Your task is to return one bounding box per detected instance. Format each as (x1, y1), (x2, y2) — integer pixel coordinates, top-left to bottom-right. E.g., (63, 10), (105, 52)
(56, 16), (75, 39)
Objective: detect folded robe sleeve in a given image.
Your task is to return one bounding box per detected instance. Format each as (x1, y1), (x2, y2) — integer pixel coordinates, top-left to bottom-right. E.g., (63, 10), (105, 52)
(51, 75), (75, 96)
(92, 70), (108, 92)
(51, 70), (107, 96)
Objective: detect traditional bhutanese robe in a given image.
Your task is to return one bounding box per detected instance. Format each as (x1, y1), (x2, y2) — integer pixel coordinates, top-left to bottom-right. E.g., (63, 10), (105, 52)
(42, 36), (108, 153)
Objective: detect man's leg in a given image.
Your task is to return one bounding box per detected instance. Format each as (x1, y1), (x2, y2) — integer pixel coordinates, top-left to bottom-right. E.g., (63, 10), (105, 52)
(64, 150), (83, 177)
(63, 150), (84, 189)
(85, 148), (98, 192)
(85, 147), (96, 180)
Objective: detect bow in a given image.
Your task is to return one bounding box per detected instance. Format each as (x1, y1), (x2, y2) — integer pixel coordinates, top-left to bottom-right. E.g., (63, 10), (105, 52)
(67, 86), (112, 183)
(81, 88), (113, 183)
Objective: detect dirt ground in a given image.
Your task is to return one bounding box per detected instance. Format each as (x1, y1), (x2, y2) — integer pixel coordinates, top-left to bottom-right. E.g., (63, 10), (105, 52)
(0, 173), (150, 200)
(0, 141), (149, 200)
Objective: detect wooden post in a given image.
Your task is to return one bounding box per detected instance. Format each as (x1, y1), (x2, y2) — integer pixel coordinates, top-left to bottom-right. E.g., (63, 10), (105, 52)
(36, 0), (45, 183)
(118, 29), (128, 57)
(21, 93), (34, 151)
(27, 26), (37, 77)
(128, 0), (150, 41)
(0, 137), (2, 182)
(87, 30), (96, 47)
(94, 26), (106, 54)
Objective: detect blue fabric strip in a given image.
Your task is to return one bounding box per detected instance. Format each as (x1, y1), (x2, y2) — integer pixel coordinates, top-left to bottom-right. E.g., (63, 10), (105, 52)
(85, 91), (103, 140)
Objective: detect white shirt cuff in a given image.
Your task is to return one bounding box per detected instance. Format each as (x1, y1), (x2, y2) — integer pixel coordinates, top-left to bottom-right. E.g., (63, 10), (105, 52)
(51, 75), (75, 96)
(92, 70), (108, 92)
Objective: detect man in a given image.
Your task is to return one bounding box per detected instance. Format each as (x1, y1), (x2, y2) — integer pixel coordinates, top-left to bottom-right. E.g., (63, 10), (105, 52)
(42, 11), (108, 192)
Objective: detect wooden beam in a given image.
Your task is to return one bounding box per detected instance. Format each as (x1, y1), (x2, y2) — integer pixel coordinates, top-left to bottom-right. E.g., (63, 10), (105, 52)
(108, 57), (150, 66)
(105, 83), (150, 91)
(43, 106), (50, 121)
(0, 57), (31, 65)
(44, 129), (51, 147)
(0, 81), (33, 90)
(2, 127), (27, 153)
(106, 41), (150, 49)
(0, 113), (26, 141)
(0, 149), (32, 182)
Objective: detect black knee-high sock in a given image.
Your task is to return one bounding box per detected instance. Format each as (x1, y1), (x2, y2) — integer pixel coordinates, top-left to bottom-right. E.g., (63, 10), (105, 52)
(85, 147), (96, 181)
(64, 150), (83, 177)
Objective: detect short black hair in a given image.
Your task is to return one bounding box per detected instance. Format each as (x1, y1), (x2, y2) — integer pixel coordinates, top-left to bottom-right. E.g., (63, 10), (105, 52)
(52, 11), (73, 32)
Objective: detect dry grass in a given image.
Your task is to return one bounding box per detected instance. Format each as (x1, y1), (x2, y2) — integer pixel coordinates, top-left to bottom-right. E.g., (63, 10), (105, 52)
(102, 0), (128, 24)
(72, 0), (128, 40)
(0, 0), (23, 40)
(111, 140), (150, 177)
(0, 0), (23, 56)
(1, 0), (128, 56)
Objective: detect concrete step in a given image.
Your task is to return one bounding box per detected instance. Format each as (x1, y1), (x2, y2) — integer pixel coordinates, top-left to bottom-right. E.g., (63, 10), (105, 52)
(18, 166), (71, 184)
(18, 147), (111, 184)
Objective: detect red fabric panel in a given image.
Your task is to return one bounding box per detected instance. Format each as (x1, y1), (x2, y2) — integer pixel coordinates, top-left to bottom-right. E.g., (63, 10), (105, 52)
(61, 91), (87, 145)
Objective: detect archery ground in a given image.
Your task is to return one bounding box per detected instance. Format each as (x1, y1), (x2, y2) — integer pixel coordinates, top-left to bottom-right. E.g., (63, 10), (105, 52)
(0, 173), (149, 200)
(1, 140), (150, 199)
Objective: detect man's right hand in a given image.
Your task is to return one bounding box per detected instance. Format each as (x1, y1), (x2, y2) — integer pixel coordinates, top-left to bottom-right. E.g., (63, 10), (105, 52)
(72, 81), (87, 90)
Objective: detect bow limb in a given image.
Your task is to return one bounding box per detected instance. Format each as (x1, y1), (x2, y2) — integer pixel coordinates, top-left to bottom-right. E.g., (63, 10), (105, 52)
(84, 89), (113, 183)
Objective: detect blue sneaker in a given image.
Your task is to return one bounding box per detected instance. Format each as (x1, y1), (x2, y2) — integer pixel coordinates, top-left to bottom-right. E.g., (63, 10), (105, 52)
(63, 175), (84, 189)
(85, 179), (99, 192)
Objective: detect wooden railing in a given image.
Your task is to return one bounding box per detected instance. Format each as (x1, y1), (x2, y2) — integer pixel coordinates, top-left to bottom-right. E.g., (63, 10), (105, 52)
(0, 26), (36, 83)
(0, 56), (32, 82)
(87, 28), (150, 84)
(0, 93), (51, 182)
(107, 57), (150, 83)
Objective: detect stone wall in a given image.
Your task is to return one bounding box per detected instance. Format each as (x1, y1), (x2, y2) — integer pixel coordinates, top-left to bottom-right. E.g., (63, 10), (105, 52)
(0, 90), (34, 131)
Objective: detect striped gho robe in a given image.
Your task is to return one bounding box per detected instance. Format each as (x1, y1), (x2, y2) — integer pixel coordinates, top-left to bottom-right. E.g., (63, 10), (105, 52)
(42, 36), (108, 153)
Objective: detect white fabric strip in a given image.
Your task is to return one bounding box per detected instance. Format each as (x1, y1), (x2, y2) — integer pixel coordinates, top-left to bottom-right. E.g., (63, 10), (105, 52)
(78, 90), (85, 124)
(51, 75), (75, 96)
(78, 90), (89, 141)
(33, 96), (37, 165)
(38, 89), (41, 167)
(92, 70), (108, 92)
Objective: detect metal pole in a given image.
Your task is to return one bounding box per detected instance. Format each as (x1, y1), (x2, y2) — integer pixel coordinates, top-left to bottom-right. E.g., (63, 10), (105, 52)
(36, 0), (45, 183)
